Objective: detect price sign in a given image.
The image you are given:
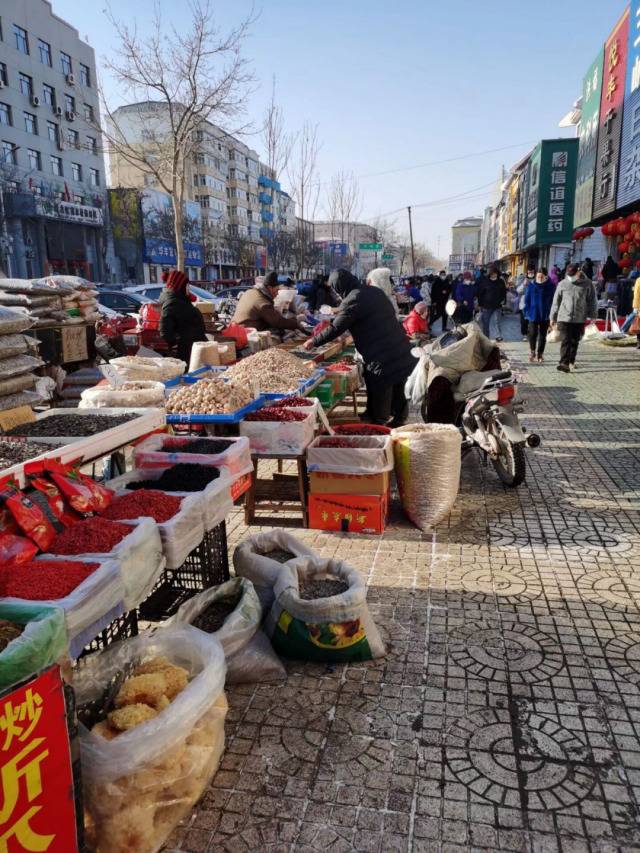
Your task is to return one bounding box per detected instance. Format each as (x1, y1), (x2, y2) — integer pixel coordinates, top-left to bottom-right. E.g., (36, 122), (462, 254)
(61, 326), (88, 364)
(99, 364), (126, 388)
(0, 406), (36, 433)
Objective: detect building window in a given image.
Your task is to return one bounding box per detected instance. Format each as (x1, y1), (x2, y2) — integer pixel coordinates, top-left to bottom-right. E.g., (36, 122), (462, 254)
(64, 94), (75, 114)
(83, 103), (94, 123)
(71, 162), (82, 181)
(2, 141), (17, 165)
(24, 112), (38, 135)
(86, 135), (97, 155)
(13, 24), (29, 55)
(89, 168), (99, 187)
(42, 83), (56, 107)
(67, 129), (79, 148)
(27, 148), (41, 170)
(79, 63), (91, 87)
(0, 103), (11, 127)
(0, 63), (7, 86)
(50, 155), (63, 176)
(47, 121), (58, 144)
(60, 52), (72, 76)
(19, 73), (33, 98)
(38, 38), (51, 66)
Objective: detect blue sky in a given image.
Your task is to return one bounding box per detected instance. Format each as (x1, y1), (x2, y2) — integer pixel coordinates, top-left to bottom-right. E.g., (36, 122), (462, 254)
(52, 0), (625, 257)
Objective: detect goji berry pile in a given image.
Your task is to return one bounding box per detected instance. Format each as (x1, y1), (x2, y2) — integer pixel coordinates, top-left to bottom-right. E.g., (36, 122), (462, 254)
(100, 490), (181, 523)
(270, 397), (314, 408)
(0, 560), (99, 600)
(48, 518), (131, 555)
(245, 407), (308, 422)
(128, 463), (220, 493)
(318, 437), (353, 448)
(162, 438), (233, 455)
(334, 425), (390, 436)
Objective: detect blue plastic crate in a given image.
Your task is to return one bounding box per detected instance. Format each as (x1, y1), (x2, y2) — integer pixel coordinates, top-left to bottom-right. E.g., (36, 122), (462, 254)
(262, 369), (326, 401)
(165, 395), (265, 424)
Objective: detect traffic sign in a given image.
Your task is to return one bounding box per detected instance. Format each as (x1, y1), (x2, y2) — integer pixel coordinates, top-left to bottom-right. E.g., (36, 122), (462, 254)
(381, 253), (394, 261)
(359, 242), (383, 251)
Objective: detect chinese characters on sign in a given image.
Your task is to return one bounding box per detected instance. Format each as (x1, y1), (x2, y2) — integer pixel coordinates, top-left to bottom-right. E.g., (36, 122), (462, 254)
(0, 667), (78, 852)
(548, 151), (569, 234)
(574, 50), (604, 227)
(618, 1), (640, 208)
(593, 8), (630, 219)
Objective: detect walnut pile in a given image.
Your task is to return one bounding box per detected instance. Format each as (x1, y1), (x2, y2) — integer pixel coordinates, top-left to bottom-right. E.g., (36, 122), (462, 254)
(225, 348), (315, 393)
(165, 377), (252, 414)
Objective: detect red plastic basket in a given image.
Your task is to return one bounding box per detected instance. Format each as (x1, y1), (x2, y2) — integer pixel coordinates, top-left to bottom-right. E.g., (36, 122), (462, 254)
(333, 424), (391, 436)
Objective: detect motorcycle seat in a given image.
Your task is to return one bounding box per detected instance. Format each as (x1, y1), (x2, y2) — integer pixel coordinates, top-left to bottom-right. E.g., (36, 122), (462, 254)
(453, 369), (511, 401)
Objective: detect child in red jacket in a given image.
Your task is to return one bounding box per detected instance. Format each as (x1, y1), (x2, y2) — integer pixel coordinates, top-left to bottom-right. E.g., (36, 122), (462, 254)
(403, 302), (429, 342)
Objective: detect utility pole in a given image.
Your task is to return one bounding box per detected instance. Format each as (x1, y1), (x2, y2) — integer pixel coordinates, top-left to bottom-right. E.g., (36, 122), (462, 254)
(407, 205), (416, 276)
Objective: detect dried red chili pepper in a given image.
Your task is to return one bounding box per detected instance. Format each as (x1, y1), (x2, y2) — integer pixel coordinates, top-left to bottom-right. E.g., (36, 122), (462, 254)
(0, 560), (99, 600)
(100, 490), (181, 523)
(48, 518), (131, 555)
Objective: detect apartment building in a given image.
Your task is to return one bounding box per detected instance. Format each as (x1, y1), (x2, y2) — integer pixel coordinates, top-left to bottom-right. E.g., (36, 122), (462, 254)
(108, 101), (286, 279)
(0, 0), (106, 278)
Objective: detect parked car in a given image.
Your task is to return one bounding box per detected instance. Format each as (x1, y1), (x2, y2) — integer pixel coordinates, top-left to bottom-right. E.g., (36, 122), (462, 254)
(125, 284), (218, 303)
(97, 290), (154, 315)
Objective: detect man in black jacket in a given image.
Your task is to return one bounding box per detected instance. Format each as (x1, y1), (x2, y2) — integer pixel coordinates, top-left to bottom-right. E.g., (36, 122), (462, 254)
(304, 269), (417, 426)
(429, 270), (452, 334)
(477, 265), (507, 341)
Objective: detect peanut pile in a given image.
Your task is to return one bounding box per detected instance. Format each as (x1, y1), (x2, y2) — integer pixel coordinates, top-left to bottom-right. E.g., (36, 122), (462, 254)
(225, 349), (315, 394)
(165, 377), (252, 415)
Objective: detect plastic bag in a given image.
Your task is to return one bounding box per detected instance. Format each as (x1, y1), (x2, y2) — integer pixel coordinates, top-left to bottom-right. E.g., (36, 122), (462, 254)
(391, 423), (461, 530)
(109, 356), (186, 382)
(405, 350), (429, 407)
(76, 627), (228, 853)
(79, 381), (166, 410)
(0, 278), (63, 296)
(0, 601), (67, 690)
(0, 373), (35, 397)
(265, 556), (385, 662)
(306, 435), (394, 474)
(134, 434), (253, 479)
(0, 333), (34, 358)
(239, 410), (315, 454)
(583, 322), (602, 342)
(172, 577), (286, 684)
(546, 327), (561, 343)
(0, 390), (42, 412)
(233, 531), (317, 613)
(0, 533), (38, 566)
(0, 354), (43, 378)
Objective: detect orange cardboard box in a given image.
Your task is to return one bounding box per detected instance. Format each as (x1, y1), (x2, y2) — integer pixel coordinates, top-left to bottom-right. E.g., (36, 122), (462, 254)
(309, 470), (390, 496)
(308, 491), (389, 534)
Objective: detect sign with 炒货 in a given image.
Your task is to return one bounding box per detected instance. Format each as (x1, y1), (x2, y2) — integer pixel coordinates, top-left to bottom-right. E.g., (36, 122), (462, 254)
(574, 49), (604, 227)
(618, 0), (640, 208)
(0, 666), (78, 851)
(593, 7), (630, 219)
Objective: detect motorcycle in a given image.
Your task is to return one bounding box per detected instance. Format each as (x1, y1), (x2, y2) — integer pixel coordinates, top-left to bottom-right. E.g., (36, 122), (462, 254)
(420, 301), (540, 487)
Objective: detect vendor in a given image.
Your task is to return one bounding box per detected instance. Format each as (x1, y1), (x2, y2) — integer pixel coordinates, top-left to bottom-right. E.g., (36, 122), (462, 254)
(232, 271), (301, 333)
(159, 270), (206, 365)
(304, 269), (417, 427)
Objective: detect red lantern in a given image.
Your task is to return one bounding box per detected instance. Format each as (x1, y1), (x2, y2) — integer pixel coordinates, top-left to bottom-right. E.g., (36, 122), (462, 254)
(619, 241), (629, 253)
(601, 223), (611, 236)
(630, 243), (637, 254)
(635, 260), (640, 268)
(620, 259), (632, 269)
(618, 220), (628, 235)
(583, 227), (594, 236)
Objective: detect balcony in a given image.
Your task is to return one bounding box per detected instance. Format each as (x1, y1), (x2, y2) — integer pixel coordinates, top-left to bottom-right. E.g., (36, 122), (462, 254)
(258, 192), (272, 205)
(258, 176), (281, 191)
(261, 211), (274, 223)
(260, 226), (273, 239)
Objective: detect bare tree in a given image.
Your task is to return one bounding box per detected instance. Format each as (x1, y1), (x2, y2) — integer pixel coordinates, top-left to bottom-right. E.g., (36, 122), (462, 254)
(261, 78), (294, 269)
(100, 0), (254, 270)
(287, 122), (320, 277)
(325, 171), (361, 246)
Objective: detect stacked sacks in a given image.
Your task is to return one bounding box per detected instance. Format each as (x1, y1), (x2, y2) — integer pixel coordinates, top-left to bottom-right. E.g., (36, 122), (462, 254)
(0, 306), (44, 412)
(0, 277), (69, 326)
(36, 275), (101, 324)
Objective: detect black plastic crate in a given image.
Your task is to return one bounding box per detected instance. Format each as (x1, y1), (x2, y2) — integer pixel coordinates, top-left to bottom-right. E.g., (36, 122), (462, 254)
(172, 520), (230, 590)
(81, 609), (139, 657)
(137, 580), (196, 623)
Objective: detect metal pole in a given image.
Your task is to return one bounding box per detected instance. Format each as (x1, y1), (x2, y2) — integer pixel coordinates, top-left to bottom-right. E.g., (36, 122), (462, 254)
(408, 205), (416, 276)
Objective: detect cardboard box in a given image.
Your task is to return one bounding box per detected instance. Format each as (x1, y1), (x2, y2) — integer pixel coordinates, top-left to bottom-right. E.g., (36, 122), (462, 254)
(308, 491), (389, 534)
(309, 470), (390, 496)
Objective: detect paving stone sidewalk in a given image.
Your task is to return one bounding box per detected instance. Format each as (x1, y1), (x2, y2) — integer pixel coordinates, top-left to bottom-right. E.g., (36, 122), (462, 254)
(169, 320), (640, 853)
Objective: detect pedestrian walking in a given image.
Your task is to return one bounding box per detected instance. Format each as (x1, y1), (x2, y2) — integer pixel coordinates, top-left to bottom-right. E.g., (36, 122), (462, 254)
(453, 270), (478, 324)
(549, 262), (597, 373)
(582, 257), (594, 281)
(477, 265), (507, 340)
(549, 265), (561, 285)
(429, 271), (452, 333)
(159, 270), (207, 365)
(524, 268), (555, 363)
(630, 276), (640, 349)
(517, 266), (535, 339)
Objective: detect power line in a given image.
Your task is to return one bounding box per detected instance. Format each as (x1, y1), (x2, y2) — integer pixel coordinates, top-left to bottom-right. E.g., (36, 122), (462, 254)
(362, 181), (496, 223)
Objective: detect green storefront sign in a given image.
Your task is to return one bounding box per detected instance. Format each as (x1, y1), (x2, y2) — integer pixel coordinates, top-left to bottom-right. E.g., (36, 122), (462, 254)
(574, 50), (604, 227)
(359, 242), (383, 251)
(524, 139), (579, 247)
(381, 253), (394, 260)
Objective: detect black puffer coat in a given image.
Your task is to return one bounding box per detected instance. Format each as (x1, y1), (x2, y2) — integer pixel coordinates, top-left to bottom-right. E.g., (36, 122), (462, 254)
(312, 270), (417, 385)
(159, 289), (207, 364)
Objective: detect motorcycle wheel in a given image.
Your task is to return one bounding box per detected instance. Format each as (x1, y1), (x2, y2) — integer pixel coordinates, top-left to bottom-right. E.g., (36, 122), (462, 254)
(491, 439), (526, 487)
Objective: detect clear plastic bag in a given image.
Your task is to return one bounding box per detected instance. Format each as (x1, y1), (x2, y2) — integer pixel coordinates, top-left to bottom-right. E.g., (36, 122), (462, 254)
(109, 356), (186, 382)
(79, 382), (166, 410)
(134, 434), (252, 479)
(0, 601), (67, 690)
(265, 556), (385, 662)
(306, 435), (394, 474)
(172, 577), (286, 683)
(391, 423), (462, 530)
(0, 306), (33, 334)
(76, 627), (228, 853)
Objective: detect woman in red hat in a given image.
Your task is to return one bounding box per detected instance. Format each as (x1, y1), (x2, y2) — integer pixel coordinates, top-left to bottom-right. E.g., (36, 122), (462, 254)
(159, 270), (206, 365)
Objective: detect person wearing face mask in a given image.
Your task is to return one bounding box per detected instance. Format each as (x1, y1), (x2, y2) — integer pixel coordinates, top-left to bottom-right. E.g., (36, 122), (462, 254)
(429, 270), (452, 333)
(549, 262), (597, 372)
(516, 266), (535, 340)
(524, 268), (555, 363)
(477, 265), (507, 340)
(453, 270), (478, 323)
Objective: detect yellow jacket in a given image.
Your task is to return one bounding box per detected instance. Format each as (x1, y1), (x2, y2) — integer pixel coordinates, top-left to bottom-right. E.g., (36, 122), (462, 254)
(634, 278), (640, 311)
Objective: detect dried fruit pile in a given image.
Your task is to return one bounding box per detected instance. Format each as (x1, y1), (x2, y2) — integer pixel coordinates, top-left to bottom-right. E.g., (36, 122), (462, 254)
(0, 440), (51, 468)
(4, 414), (135, 437)
(192, 595), (241, 633)
(298, 578), (349, 600)
(127, 463), (220, 493)
(225, 348), (314, 394)
(317, 437), (353, 448)
(333, 425), (389, 436)
(48, 518), (131, 555)
(270, 397), (314, 408)
(90, 655), (190, 740)
(0, 560), (99, 599)
(244, 407), (308, 422)
(100, 490), (182, 523)
(162, 438), (234, 455)
(165, 378), (251, 415)
(0, 619), (24, 652)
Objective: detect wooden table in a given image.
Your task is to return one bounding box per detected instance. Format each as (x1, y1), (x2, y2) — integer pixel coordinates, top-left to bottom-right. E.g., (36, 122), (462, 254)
(244, 452), (309, 527)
